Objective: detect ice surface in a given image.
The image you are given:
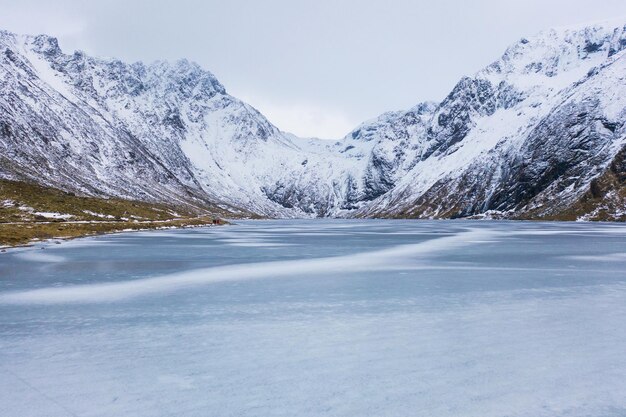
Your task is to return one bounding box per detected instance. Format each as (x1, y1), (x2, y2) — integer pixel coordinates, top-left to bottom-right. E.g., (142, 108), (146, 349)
(13, 251), (67, 263)
(0, 220), (625, 417)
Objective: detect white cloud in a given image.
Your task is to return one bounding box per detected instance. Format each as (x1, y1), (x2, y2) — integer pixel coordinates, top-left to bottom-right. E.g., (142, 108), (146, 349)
(236, 94), (357, 139)
(0, 4), (86, 39)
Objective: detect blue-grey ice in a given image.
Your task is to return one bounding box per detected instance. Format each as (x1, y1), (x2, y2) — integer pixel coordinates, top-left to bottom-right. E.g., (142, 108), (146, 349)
(1, 220), (625, 417)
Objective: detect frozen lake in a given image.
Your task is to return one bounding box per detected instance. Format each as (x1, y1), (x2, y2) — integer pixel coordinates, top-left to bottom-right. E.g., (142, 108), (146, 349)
(1, 220), (625, 417)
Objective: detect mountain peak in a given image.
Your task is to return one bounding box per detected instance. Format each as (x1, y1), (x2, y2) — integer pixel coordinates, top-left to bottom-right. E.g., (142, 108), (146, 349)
(30, 34), (61, 58)
(140, 58), (226, 97)
(484, 20), (626, 80)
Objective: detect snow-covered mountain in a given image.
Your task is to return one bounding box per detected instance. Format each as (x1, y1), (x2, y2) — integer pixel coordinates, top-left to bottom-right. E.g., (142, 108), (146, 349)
(1, 20), (625, 220)
(354, 20), (626, 220)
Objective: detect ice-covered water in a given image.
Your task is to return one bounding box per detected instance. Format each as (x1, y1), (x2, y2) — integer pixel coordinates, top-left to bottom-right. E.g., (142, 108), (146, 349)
(1, 220), (625, 417)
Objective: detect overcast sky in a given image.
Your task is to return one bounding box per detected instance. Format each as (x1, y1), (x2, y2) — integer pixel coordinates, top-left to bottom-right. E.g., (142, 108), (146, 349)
(1, 0), (626, 138)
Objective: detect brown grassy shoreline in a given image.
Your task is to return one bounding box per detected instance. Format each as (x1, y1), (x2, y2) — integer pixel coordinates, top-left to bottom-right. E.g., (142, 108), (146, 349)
(0, 179), (229, 248)
(0, 217), (226, 248)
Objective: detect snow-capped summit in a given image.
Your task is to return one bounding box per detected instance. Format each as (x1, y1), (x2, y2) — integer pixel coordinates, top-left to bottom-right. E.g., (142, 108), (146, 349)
(356, 19), (626, 220)
(1, 20), (625, 220)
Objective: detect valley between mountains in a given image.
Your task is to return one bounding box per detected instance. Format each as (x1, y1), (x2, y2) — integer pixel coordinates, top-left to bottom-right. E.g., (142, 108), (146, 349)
(1, 19), (625, 233)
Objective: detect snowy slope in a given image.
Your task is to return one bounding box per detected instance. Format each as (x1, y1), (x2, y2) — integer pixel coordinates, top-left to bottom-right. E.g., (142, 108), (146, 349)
(355, 20), (626, 220)
(0, 30), (383, 217)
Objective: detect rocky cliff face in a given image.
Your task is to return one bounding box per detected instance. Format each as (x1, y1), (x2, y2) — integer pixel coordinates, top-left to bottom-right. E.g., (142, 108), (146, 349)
(354, 21), (626, 221)
(1, 21), (625, 220)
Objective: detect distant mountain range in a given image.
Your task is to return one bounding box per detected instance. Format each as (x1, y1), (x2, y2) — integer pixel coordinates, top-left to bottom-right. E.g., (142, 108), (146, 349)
(1, 20), (625, 220)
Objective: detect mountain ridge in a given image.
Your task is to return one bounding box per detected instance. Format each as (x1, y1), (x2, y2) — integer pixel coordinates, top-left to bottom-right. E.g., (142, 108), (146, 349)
(1, 21), (625, 221)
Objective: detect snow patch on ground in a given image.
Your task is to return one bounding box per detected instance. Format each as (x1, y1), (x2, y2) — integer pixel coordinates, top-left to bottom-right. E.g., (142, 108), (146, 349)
(83, 210), (115, 219)
(33, 212), (74, 220)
